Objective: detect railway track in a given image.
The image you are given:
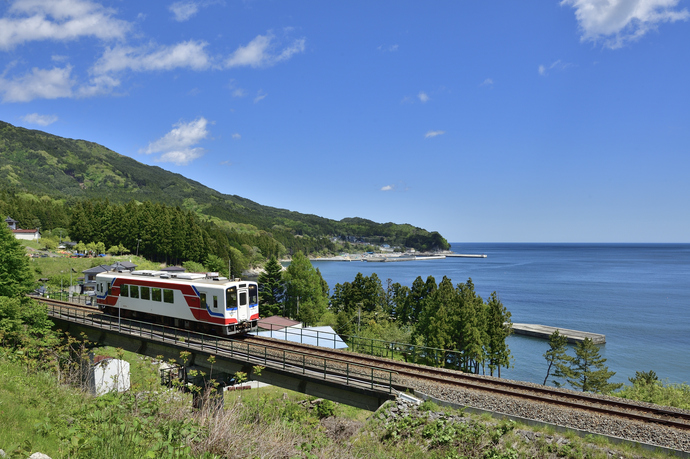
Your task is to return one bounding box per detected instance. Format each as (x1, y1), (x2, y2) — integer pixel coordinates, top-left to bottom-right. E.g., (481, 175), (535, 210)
(39, 299), (690, 439)
(237, 334), (690, 433)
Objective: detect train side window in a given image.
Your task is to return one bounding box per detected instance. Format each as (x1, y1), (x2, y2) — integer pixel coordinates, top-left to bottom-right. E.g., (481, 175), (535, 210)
(130, 285), (139, 299)
(226, 287), (237, 310)
(213, 296), (218, 309)
(152, 288), (161, 301)
(141, 286), (150, 300)
(163, 289), (174, 304)
(107, 282), (111, 295)
(200, 292), (207, 308)
(240, 292), (247, 306)
(248, 284), (258, 304)
(121, 285), (129, 297)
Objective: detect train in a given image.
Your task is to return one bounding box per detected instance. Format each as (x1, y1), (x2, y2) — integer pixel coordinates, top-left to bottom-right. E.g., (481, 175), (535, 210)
(94, 270), (259, 336)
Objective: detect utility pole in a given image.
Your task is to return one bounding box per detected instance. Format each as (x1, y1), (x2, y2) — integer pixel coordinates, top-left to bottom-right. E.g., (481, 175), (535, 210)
(136, 238), (141, 257)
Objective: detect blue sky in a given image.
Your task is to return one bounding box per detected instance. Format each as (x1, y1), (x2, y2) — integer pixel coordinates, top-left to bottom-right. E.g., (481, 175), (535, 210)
(1, 0), (688, 242)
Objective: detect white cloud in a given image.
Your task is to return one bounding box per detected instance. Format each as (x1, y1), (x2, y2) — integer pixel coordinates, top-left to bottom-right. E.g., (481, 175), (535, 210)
(377, 44), (399, 52)
(169, 1), (199, 22)
(418, 91), (430, 103)
(481, 78), (494, 86)
(92, 40), (211, 74)
(77, 74), (121, 97)
(0, 65), (75, 102)
(22, 113), (58, 126)
(169, 1), (220, 22)
(538, 60), (573, 76)
(232, 88), (246, 98)
(0, 0), (131, 50)
(254, 90), (268, 103)
(561, 0), (689, 48)
(141, 117), (210, 165)
(381, 185), (394, 191)
(425, 130), (445, 138)
(232, 133), (241, 139)
(226, 33), (306, 68)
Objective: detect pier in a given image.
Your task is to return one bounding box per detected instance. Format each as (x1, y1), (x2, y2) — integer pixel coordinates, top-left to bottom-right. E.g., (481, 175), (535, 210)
(445, 253), (487, 258)
(510, 323), (606, 344)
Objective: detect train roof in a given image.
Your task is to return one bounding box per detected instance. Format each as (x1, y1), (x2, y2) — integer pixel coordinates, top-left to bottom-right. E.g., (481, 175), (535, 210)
(96, 270), (255, 286)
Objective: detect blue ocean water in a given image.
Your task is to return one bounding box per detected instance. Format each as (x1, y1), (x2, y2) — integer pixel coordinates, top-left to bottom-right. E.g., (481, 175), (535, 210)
(311, 243), (690, 386)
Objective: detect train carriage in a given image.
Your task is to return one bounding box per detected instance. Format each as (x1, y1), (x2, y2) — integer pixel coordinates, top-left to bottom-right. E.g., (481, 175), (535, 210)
(95, 270), (259, 335)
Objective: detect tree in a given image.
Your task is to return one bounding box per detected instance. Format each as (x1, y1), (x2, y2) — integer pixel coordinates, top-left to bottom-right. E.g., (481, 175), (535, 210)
(414, 276), (457, 366)
(228, 247), (248, 279)
(283, 252), (328, 326)
(258, 256), (285, 317)
(567, 338), (623, 393)
(484, 292), (512, 377)
(456, 279), (485, 374)
(543, 330), (573, 386)
(0, 225), (34, 298)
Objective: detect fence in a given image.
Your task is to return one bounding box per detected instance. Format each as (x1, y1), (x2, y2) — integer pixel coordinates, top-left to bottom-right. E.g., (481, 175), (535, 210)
(46, 303), (396, 394)
(256, 318), (466, 369)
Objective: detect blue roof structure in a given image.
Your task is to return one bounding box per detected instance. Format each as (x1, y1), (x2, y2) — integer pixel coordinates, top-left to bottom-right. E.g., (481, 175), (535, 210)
(253, 325), (348, 350)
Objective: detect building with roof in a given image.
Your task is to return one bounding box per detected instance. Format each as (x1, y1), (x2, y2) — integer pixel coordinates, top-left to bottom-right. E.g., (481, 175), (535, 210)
(110, 261), (137, 272)
(5, 216), (17, 230)
(12, 228), (41, 241)
(5, 216), (40, 240)
(161, 266), (186, 273)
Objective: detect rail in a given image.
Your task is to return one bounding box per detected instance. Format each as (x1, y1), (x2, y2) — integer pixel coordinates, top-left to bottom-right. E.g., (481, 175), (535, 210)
(47, 303), (396, 394)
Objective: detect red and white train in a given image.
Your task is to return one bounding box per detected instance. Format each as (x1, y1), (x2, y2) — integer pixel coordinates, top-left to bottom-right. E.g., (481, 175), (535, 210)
(94, 270), (259, 336)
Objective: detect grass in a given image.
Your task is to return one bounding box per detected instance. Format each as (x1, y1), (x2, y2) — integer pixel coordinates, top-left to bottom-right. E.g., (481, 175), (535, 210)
(0, 358), (88, 456)
(2, 343), (687, 459)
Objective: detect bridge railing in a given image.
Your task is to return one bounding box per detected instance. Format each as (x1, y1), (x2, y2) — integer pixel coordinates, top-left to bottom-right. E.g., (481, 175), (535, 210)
(46, 304), (396, 393)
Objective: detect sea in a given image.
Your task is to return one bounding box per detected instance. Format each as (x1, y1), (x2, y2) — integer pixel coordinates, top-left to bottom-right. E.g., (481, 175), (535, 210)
(310, 243), (690, 387)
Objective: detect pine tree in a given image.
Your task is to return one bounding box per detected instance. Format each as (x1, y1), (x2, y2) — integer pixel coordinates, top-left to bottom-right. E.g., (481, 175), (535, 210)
(567, 338), (623, 393)
(456, 278), (485, 374)
(484, 292), (512, 377)
(543, 330), (573, 386)
(258, 256), (285, 317)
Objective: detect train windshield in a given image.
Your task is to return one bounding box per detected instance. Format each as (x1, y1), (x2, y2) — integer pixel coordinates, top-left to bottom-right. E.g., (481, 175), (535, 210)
(249, 284), (258, 304)
(226, 287), (237, 310)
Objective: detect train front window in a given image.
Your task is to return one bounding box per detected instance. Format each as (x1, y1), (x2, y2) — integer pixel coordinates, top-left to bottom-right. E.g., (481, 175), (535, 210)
(226, 287), (237, 310)
(248, 284), (258, 304)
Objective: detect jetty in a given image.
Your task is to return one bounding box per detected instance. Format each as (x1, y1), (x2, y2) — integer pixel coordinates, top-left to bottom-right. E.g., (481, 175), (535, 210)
(365, 255), (446, 262)
(510, 323), (606, 344)
(446, 253), (487, 258)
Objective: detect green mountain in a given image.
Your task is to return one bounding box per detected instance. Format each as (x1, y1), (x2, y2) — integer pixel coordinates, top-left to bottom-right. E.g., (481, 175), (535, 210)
(0, 120), (449, 256)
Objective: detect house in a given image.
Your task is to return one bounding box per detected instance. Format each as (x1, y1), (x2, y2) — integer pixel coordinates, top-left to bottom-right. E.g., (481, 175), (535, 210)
(110, 261), (137, 272)
(12, 228), (41, 241)
(161, 266), (186, 274)
(82, 265), (113, 293)
(5, 216), (40, 240)
(5, 216), (17, 230)
(257, 316), (302, 331)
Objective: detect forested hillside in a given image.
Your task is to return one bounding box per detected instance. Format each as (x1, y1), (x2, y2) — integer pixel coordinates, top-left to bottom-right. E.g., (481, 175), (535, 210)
(0, 121), (449, 261)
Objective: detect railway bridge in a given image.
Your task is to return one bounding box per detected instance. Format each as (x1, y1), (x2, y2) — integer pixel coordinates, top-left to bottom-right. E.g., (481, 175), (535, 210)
(45, 301), (397, 411)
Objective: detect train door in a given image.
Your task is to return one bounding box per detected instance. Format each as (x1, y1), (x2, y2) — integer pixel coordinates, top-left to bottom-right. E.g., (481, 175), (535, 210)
(237, 286), (249, 322)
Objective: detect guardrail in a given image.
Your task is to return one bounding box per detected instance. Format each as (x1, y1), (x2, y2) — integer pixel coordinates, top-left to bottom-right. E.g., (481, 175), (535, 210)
(47, 304), (395, 393)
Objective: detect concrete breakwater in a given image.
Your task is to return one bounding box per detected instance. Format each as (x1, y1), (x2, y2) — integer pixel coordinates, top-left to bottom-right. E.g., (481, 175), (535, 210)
(510, 323), (606, 344)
